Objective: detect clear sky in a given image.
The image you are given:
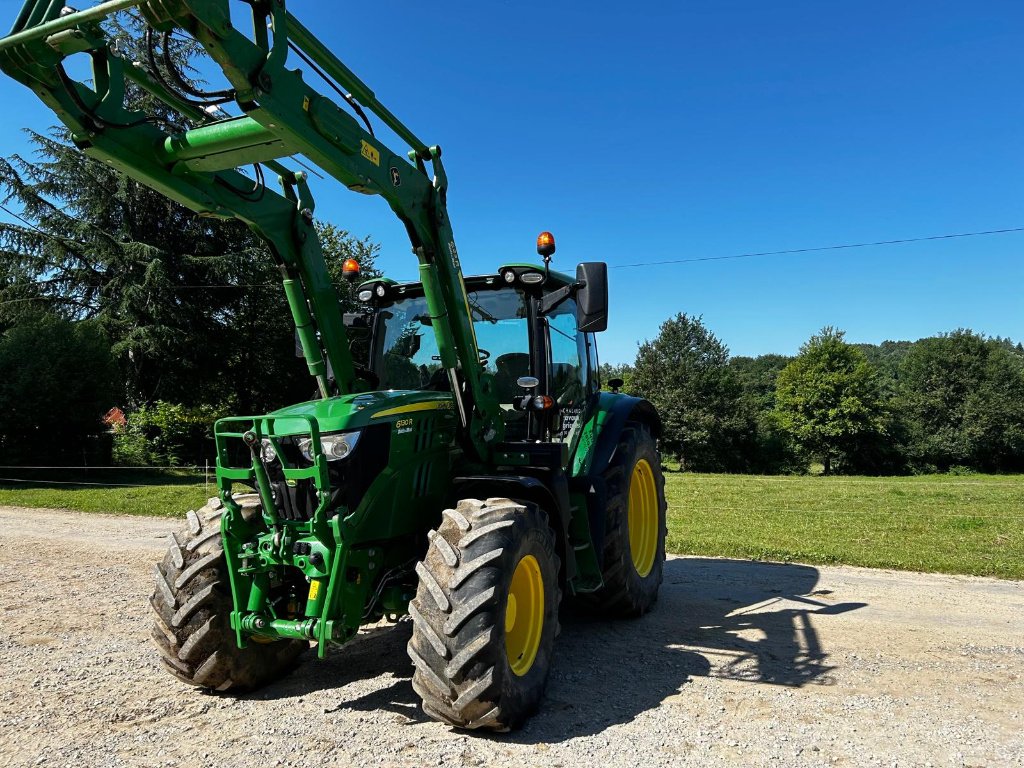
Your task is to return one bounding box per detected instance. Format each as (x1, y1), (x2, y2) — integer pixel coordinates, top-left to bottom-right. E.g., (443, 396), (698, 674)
(1, 0), (1022, 363)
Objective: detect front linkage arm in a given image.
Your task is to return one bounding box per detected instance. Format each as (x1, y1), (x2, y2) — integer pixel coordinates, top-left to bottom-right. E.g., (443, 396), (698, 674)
(0, 0), (504, 459)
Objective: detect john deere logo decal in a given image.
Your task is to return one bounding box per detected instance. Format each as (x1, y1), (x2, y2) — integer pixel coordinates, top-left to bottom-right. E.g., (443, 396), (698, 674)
(390, 167), (401, 186)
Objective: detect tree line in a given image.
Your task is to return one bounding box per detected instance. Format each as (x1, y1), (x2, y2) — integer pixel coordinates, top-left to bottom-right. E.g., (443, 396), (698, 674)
(3, 121), (1020, 475)
(604, 315), (1024, 475)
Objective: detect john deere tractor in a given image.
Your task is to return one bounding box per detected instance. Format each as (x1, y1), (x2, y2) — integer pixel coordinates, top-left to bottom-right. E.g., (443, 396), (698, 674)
(1, 0), (666, 730)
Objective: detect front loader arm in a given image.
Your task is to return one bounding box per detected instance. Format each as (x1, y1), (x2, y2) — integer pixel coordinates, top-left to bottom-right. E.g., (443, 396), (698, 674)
(1, 0), (503, 457)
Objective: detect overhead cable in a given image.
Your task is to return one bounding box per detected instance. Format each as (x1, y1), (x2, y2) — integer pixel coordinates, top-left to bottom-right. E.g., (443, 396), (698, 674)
(612, 227), (1024, 269)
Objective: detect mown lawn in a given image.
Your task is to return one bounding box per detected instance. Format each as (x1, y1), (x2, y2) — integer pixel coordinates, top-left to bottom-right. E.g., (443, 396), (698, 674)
(0, 469), (212, 517)
(1, 470), (1021, 579)
(665, 473), (1024, 579)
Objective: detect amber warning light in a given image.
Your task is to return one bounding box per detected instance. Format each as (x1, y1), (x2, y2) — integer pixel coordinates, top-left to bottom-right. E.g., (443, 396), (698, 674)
(342, 259), (361, 281)
(536, 231), (556, 258)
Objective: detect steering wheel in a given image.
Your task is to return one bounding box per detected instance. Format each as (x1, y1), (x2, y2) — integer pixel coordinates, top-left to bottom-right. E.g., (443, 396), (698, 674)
(556, 389), (578, 409)
(556, 383), (587, 408)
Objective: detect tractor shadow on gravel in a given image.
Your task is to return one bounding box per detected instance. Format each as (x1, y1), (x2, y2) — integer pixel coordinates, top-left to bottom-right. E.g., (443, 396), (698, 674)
(257, 556), (866, 741)
(508, 557), (867, 743)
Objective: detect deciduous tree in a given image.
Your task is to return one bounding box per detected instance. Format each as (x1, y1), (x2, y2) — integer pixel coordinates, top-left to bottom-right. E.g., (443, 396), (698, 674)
(895, 330), (1024, 472)
(631, 314), (749, 471)
(0, 311), (115, 463)
(773, 327), (887, 474)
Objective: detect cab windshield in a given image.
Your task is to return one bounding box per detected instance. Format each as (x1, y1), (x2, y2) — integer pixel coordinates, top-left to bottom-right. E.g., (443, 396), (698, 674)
(373, 287), (531, 398)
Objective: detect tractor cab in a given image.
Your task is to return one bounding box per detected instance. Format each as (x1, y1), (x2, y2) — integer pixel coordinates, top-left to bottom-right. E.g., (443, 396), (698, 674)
(354, 253), (608, 446)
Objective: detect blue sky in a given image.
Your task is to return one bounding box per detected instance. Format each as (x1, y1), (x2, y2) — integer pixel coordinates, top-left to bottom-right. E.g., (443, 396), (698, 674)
(1, 0), (1022, 363)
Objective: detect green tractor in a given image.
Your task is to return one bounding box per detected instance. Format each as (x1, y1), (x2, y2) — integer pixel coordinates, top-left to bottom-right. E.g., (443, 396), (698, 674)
(1, 0), (666, 730)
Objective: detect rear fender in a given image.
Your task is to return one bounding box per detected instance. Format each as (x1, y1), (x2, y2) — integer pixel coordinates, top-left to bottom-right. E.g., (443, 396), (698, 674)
(567, 393), (660, 569)
(571, 392), (661, 481)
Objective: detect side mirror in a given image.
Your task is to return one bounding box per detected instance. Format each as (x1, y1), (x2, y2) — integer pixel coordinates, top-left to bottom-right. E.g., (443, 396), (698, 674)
(575, 262), (608, 333)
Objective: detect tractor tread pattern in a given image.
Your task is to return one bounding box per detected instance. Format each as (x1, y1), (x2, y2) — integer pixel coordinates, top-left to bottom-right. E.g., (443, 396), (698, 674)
(408, 497), (560, 732)
(171, 582), (216, 628)
(581, 423), (668, 617)
(149, 494), (305, 692)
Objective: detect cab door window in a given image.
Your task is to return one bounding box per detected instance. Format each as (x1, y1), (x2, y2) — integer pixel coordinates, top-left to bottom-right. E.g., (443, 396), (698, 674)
(546, 299), (586, 440)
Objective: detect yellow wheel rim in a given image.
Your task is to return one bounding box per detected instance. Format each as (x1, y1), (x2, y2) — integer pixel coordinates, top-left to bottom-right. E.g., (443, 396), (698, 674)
(628, 458), (659, 577)
(505, 554), (544, 676)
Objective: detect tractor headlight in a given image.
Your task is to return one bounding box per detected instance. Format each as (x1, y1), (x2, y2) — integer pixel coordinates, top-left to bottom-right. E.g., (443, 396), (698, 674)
(520, 271), (544, 285)
(296, 431), (361, 462)
(259, 439), (277, 463)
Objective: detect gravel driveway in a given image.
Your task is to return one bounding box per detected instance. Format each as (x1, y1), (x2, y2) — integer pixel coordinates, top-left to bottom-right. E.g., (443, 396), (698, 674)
(0, 505), (1021, 767)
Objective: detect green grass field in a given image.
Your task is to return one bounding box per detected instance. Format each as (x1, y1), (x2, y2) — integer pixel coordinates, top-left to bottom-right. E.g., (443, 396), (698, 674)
(0, 469), (212, 517)
(665, 473), (1024, 579)
(1, 470), (1021, 579)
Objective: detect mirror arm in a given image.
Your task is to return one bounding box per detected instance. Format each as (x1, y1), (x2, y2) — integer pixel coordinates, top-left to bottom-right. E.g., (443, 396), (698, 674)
(539, 280), (583, 316)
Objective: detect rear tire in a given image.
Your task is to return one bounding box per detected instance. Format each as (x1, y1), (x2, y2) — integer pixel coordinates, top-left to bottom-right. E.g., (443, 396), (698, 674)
(149, 494), (306, 691)
(583, 423), (667, 617)
(408, 498), (561, 731)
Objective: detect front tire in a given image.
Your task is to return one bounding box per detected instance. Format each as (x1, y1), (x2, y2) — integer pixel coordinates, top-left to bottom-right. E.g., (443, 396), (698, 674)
(149, 494), (306, 691)
(408, 498), (561, 731)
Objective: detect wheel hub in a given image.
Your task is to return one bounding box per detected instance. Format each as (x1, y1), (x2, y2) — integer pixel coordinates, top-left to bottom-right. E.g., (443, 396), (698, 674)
(504, 554), (544, 676)
(505, 593), (518, 632)
(628, 458), (659, 577)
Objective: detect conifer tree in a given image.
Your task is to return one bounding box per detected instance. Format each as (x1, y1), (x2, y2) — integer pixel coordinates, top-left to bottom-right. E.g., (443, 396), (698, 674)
(0, 13), (379, 412)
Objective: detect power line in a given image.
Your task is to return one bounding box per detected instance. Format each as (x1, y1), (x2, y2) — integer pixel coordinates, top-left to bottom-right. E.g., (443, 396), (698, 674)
(0, 201), (95, 250)
(5, 200), (1023, 284)
(611, 226), (1024, 269)
(0, 202), (64, 239)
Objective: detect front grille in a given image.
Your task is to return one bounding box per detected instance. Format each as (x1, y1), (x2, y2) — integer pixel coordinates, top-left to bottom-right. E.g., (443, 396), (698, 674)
(261, 424), (391, 521)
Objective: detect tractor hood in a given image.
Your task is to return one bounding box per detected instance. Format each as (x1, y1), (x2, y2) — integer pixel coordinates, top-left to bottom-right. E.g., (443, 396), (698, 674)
(263, 390), (456, 436)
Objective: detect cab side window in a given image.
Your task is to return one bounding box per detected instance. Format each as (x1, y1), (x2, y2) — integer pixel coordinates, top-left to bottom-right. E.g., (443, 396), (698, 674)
(547, 301), (583, 403)
(547, 299), (587, 440)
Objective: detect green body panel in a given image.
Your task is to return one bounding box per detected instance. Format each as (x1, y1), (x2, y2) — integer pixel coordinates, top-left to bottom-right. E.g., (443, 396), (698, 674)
(214, 390), (458, 651)
(249, 389), (456, 436)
